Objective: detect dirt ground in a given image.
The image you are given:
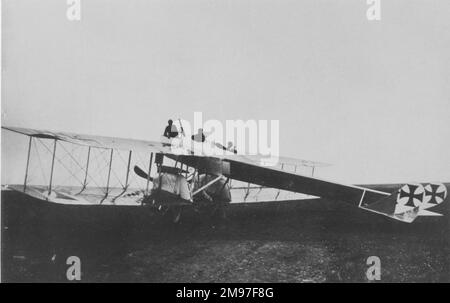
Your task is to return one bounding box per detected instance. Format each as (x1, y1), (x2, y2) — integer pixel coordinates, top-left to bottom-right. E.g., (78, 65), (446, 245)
(2, 190), (449, 282)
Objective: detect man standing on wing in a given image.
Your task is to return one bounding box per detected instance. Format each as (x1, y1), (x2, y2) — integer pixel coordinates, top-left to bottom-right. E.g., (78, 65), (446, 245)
(163, 119), (179, 139)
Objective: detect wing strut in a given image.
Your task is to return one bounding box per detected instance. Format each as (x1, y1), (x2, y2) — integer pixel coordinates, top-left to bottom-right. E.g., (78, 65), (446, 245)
(146, 152), (154, 195)
(77, 146), (91, 195)
(23, 136), (32, 192)
(48, 139), (57, 197)
(112, 150), (132, 202)
(192, 175), (223, 196)
(100, 149), (114, 204)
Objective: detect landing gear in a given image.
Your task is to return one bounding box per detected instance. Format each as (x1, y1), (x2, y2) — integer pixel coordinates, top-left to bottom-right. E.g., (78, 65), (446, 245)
(157, 204), (183, 224)
(141, 195), (183, 224)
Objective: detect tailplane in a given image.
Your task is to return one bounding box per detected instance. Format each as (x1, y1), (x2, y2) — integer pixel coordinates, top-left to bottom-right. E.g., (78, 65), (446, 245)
(360, 183), (447, 223)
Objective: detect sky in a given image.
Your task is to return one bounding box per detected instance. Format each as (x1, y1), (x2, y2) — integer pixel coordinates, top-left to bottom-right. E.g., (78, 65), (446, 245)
(2, 0), (450, 184)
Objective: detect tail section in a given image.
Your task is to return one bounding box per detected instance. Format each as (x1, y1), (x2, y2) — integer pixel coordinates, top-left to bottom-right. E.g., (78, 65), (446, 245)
(360, 182), (447, 223)
(418, 183), (447, 216)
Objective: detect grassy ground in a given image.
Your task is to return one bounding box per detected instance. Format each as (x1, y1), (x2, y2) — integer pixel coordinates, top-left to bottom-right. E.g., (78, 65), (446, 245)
(2, 190), (449, 282)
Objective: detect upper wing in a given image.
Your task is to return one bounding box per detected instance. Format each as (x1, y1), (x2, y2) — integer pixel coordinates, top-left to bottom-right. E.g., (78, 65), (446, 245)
(2, 126), (171, 154)
(2, 126), (329, 169)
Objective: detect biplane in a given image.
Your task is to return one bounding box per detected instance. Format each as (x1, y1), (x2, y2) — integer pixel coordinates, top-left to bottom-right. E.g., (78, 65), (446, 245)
(1, 125), (448, 224)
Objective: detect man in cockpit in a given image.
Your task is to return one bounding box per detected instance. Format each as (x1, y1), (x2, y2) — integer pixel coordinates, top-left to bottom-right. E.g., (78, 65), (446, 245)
(191, 128), (207, 142)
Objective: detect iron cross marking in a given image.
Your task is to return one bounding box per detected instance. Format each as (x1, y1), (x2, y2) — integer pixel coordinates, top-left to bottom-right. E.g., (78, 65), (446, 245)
(425, 184), (446, 204)
(399, 184), (423, 207)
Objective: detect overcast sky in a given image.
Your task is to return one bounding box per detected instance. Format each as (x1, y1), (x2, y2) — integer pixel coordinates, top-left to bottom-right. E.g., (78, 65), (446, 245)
(2, 0), (450, 184)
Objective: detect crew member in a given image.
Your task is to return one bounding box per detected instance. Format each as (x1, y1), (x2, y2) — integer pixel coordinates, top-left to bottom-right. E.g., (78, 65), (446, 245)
(191, 128), (207, 142)
(163, 119), (179, 139)
(226, 141), (238, 154)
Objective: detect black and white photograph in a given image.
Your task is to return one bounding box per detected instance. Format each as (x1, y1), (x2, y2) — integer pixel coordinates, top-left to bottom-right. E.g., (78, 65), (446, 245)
(1, 0), (449, 287)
